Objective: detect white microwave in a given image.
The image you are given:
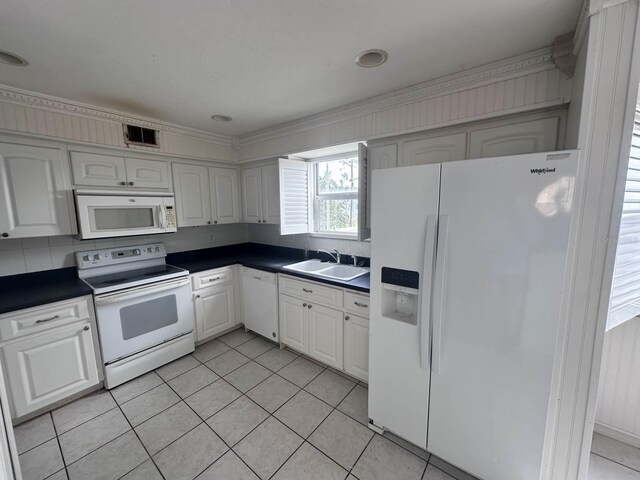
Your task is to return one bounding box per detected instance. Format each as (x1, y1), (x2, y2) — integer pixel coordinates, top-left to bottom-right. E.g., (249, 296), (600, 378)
(74, 190), (177, 239)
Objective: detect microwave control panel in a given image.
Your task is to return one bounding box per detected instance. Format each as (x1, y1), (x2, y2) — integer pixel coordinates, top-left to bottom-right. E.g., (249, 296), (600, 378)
(165, 206), (176, 228)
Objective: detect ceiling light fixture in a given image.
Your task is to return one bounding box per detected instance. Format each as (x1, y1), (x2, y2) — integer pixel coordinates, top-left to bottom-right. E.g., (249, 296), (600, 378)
(0, 49), (28, 66)
(211, 114), (232, 122)
(355, 49), (388, 68)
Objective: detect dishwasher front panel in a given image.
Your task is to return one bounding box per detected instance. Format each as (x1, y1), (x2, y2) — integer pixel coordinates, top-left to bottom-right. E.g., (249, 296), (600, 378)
(241, 267), (279, 341)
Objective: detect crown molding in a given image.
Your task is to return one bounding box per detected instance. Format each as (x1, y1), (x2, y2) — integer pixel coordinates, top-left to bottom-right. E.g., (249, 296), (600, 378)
(0, 84), (233, 147)
(237, 46), (558, 146)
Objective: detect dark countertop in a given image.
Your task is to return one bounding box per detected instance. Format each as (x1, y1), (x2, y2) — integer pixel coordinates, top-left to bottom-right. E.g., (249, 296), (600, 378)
(0, 268), (93, 315)
(168, 243), (371, 293)
(0, 243), (370, 315)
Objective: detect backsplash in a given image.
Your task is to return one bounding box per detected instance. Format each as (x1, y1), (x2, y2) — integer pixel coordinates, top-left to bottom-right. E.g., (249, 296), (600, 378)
(0, 224), (250, 277)
(247, 224), (371, 260)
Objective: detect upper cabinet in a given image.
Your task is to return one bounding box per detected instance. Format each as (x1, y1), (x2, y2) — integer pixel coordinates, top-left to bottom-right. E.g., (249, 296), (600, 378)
(0, 141), (74, 239)
(172, 163), (241, 227)
(468, 117), (559, 158)
(241, 164), (280, 224)
(209, 167), (241, 224)
(401, 133), (467, 166)
(70, 151), (170, 190)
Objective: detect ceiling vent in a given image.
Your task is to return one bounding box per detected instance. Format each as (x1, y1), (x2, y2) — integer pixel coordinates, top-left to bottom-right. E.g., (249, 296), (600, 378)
(123, 124), (159, 148)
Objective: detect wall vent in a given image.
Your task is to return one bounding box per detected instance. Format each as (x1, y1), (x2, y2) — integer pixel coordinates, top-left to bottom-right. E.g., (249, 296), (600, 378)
(123, 124), (159, 148)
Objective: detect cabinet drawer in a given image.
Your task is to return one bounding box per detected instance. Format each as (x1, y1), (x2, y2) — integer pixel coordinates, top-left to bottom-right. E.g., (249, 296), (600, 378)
(191, 266), (234, 290)
(279, 275), (343, 309)
(345, 292), (370, 317)
(0, 297), (92, 341)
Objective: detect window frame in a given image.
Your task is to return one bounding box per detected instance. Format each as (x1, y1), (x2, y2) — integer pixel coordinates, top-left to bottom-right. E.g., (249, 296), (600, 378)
(309, 151), (359, 239)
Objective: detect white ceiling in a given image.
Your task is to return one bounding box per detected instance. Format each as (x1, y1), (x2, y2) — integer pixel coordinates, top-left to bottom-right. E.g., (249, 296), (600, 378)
(0, 0), (581, 137)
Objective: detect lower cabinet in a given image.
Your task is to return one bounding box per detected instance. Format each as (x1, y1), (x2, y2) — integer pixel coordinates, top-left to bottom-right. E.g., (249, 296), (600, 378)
(279, 275), (369, 380)
(344, 313), (369, 382)
(280, 295), (308, 353)
(0, 296), (101, 419)
(308, 304), (343, 369)
(192, 266), (239, 343)
(2, 322), (99, 418)
(194, 283), (236, 341)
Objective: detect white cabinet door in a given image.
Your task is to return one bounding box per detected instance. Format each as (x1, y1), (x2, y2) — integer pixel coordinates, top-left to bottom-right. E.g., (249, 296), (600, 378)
(279, 294), (308, 354)
(125, 158), (170, 189)
(402, 133), (467, 166)
(241, 167), (263, 223)
(2, 322), (99, 418)
(172, 163), (211, 227)
(261, 164), (280, 225)
(70, 151), (127, 187)
(209, 167), (240, 224)
(0, 142), (73, 239)
(344, 313), (369, 382)
(308, 303), (343, 369)
(195, 284), (236, 341)
(468, 117), (559, 158)
(367, 143), (398, 228)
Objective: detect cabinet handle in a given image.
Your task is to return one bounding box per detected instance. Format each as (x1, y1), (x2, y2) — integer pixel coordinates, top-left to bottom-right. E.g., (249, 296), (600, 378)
(195, 294), (201, 299)
(307, 304), (312, 309)
(35, 315), (60, 324)
(303, 303), (307, 307)
(128, 181), (134, 186)
(253, 276), (262, 280)
(0, 233), (8, 238)
(83, 325), (90, 331)
(207, 221), (212, 225)
(120, 181), (126, 186)
(345, 315), (350, 321)
(208, 277), (221, 282)
(213, 220), (218, 224)
(302, 288), (313, 293)
(354, 301), (368, 308)
(258, 220), (262, 223)
(262, 219), (267, 223)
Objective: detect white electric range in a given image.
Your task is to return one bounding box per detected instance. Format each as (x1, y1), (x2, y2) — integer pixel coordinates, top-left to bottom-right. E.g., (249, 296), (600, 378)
(76, 243), (195, 389)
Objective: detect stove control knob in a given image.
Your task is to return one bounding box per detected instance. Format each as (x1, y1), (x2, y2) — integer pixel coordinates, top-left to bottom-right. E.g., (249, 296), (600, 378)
(92, 254), (100, 261)
(133, 249), (141, 255)
(155, 246), (160, 252)
(82, 255), (90, 262)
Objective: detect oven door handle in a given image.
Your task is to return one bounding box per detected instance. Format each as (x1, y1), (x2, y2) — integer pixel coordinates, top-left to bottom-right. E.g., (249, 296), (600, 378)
(94, 278), (190, 306)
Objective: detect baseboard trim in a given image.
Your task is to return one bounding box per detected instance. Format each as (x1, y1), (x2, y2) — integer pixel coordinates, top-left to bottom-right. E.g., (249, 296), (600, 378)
(594, 422), (640, 449)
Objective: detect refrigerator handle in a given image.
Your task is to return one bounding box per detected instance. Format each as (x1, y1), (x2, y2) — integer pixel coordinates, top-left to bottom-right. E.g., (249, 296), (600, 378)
(431, 215), (449, 375)
(420, 215), (438, 370)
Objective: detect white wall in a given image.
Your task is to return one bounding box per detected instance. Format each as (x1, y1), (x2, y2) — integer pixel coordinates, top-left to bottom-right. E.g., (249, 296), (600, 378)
(0, 223), (249, 277)
(247, 224), (370, 260)
(595, 317), (640, 447)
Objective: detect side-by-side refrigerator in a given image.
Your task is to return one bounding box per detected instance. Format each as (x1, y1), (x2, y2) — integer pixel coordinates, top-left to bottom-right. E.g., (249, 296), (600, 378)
(368, 150), (581, 480)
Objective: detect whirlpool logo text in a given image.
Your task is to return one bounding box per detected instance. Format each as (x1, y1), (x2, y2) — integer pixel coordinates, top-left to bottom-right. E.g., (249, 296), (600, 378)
(530, 167), (556, 175)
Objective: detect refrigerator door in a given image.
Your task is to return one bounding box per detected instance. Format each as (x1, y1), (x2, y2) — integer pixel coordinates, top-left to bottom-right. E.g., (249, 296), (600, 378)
(427, 151), (579, 480)
(369, 163), (441, 448)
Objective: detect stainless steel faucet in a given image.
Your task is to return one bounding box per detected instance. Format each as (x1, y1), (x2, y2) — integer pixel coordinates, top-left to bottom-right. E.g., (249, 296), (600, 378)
(317, 249), (340, 263)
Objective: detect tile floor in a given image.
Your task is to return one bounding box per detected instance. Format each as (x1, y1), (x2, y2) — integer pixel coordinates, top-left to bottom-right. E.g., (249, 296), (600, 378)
(14, 326), (472, 480)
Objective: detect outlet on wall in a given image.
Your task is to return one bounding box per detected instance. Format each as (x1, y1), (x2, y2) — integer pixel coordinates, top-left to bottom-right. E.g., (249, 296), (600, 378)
(209, 235), (216, 243)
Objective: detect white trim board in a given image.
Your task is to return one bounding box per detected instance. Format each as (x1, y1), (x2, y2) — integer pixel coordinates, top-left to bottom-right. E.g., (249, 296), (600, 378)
(594, 423), (640, 450)
(236, 47), (572, 162)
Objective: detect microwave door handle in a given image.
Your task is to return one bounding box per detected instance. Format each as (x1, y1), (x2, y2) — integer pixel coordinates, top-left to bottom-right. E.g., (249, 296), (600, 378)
(95, 278), (189, 305)
(159, 206), (166, 229)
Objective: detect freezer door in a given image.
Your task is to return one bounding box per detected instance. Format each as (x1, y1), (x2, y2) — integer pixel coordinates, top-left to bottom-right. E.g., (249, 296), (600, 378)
(369, 163), (441, 449)
(427, 151), (579, 480)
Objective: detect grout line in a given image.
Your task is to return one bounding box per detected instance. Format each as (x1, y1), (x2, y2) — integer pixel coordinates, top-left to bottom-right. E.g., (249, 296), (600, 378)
(47, 411), (70, 479)
(107, 391), (167, 480)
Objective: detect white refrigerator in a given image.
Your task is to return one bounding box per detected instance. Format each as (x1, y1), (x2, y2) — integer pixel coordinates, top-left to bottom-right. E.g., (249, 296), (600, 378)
(368, 150), (581, 480)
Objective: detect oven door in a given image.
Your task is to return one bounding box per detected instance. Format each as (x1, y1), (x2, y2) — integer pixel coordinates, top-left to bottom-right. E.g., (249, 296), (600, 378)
(75, 194), (176, 239)
(94, 277), (194, 364)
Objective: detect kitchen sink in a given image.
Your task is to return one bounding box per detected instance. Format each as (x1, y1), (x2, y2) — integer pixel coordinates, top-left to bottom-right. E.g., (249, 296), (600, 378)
(283, 260), (370, 281)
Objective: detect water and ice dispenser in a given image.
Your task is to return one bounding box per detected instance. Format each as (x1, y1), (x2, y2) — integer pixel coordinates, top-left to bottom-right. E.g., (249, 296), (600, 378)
(380, 267), (420, 324)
